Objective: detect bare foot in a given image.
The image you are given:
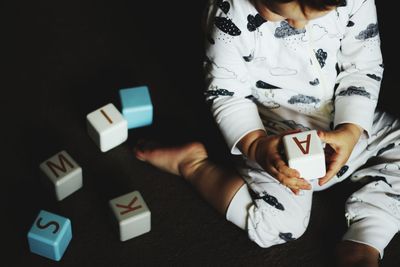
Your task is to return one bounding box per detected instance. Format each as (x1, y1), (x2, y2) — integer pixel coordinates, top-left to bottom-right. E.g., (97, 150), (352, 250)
(134, 141), (208, 178)
(336, 240), (379, 267)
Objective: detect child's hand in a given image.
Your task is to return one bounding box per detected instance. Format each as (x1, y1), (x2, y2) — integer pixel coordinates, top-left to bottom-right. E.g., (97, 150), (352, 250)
(317, 123), (363, 186)
(252, 132), (312, 194)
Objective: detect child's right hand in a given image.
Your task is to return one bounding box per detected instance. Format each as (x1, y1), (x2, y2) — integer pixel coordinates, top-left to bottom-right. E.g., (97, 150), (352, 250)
(240, 130), (311, 194)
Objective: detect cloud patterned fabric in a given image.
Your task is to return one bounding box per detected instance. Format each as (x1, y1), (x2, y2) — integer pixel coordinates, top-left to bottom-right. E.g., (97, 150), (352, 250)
(309, 78), (320, 86)
(315, 49), (327, 68)
(357, 176), (392, 187)
(256, 80), (281, 89)
(367, 73), (381, 81)
(282, 120), (310, 131)
(336, 165), (349, 178)
(214, 17), (241, 36)
(269, 67), (298, 76)
(355, 23), (379, 40)
(379, 163), (400, 176)
(216, 0), (230, 14)
(204, 57), (238, 79)
(247, 14), (266, 32)
(253, 192), (285, 211)
(288, 94), (320, 105)
(204, 1), (385, 201)
(338, 86), (371, 98)
(274, 21), (306, 38)
(279, 232), (296, 242)
(377, 143), (395, 156)
(386, 193), (400, 201)
(205, 88), (235, 97)
(243, 51), (254, 62)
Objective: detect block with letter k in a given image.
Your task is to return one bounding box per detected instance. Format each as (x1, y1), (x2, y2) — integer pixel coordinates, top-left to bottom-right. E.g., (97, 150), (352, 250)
(109, 191), (151, 241)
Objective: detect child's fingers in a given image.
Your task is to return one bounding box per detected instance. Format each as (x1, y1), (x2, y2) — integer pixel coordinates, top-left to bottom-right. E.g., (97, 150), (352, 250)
(267, 157), (311, 190)
(291, 188), (300, 195)
(276, 161), (300, 178)
(286, 177), (311, 190)
(270, 167), (311, 190)
(265, 147), (311, 190)
(271, 153), (300, 178)
(317, 130), (334, 144)
(284, 176), (311, 190)
(319, 159), (341, 185)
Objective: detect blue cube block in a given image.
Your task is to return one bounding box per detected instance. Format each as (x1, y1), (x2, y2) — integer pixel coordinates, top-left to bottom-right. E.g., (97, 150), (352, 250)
(119, 86), (153, 129)
(27, 210), (72, 261)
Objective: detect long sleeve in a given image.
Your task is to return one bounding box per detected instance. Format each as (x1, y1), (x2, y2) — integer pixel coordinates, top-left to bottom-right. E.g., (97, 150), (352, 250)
(334, 0), (383, 135)
(203, 0), (265, 154)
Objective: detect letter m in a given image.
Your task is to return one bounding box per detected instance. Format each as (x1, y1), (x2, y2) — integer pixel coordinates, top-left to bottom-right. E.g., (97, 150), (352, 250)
(46, 153), (74, 178)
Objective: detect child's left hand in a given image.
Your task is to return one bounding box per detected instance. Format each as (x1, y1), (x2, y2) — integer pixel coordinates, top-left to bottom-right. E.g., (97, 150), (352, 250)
(317, 123), (363, 186)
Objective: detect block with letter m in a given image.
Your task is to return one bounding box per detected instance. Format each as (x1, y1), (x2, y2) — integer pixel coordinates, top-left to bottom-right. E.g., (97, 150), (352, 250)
(39, 150), (82, 201)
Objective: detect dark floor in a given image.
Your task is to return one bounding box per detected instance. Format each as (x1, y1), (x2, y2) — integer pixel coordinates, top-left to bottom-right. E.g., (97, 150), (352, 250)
(3, 0), (400, 266)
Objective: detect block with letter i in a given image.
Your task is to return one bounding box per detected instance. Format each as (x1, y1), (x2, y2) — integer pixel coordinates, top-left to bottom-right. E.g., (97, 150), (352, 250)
(109, 190), (151, 241)
(40, 150), (82, 201)
(86, 103), (128, 152)
(27, 210), (72, 261)
(282, 130), (326, 180)
(119, 86), (153, 129)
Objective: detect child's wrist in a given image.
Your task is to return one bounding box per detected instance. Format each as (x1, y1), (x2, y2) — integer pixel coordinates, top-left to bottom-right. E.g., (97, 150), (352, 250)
(238, 130), (267, 160)
(248, 135), (267, 161)
(337, 123), (363, 139)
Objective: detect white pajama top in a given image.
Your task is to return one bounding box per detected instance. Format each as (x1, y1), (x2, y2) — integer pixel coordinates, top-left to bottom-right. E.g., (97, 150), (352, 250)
(204, 0), (383, 154)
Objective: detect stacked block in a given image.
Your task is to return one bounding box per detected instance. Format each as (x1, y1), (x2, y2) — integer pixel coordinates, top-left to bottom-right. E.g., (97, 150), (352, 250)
(119, 86), (153, 129)
(282, 130), (326, 180)
(109, 190), (151, 241)
(27, 210), (72, 261)
(40, 150), (82, 201)
(87, 103), (128, 152)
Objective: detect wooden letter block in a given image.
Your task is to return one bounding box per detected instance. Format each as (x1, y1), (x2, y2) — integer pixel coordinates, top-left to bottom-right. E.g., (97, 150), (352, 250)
(27, 210), (72, 261)
(119, 86), (153, 129)
(109, 190), (151, 241)
(40, 150), (82, 201)
(86, 103), (128, 152)
(282, 130), (325, 180)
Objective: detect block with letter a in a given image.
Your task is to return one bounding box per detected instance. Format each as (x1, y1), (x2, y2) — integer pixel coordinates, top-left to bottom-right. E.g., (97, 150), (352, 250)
(109, 190), (151, 241)
(282, 130), (326, 180)
(39, 150), (82, 201)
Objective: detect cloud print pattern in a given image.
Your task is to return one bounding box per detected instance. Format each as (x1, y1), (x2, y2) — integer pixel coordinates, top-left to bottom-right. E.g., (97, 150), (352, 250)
(202, 0), (399, 253)
(204, 0), (383, 154)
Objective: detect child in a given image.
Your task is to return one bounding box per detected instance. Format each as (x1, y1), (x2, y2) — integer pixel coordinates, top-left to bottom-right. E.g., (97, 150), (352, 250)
(135, 0), (400, 266)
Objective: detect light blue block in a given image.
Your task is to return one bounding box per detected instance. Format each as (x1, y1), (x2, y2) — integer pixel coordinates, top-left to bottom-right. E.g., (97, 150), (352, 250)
(119, 86), (153, 129)
(27, 210), (72, 261)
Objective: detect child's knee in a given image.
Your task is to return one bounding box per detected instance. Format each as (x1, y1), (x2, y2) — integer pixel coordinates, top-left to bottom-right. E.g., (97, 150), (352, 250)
(285, 209), (310, 239)
(247, 204), (310, 247)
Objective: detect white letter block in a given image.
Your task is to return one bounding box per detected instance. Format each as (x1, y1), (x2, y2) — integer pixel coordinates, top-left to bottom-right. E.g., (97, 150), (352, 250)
(86, 103), (128, 152)
(40, 151), (83, 201)
(282, 130), (325, 180)
(109, 190), (151, 241)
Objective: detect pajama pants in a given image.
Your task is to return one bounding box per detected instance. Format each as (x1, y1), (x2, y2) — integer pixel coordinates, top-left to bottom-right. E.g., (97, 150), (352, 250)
(226, 110), (400, 258)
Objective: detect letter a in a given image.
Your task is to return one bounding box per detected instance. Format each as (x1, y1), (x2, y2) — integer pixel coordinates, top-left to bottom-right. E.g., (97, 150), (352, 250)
(293, 134), (311, 154)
